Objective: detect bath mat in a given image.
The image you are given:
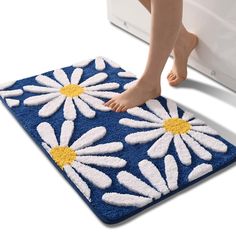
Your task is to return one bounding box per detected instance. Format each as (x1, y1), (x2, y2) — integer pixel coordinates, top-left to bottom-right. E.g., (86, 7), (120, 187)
(1, 57), (236, 224)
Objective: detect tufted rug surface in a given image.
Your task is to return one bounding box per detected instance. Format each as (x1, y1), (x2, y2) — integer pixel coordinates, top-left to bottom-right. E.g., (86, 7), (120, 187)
(1, 57), (236, 224)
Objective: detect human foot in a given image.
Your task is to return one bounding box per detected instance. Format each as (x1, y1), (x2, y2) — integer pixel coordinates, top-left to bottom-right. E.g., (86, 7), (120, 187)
(167, 30), (198, 86)
(104, 79), (161, 112)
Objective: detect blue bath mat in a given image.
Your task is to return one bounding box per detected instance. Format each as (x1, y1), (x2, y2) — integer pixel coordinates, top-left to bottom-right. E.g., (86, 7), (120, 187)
(1, 57), (236, 224)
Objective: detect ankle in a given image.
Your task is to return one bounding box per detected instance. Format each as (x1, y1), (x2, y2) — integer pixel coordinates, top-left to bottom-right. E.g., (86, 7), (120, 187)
(135, 79), (161, 95)
(138, 75), (160, 89)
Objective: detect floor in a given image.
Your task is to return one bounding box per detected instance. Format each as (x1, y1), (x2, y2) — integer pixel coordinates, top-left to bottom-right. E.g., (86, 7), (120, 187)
(0, 1), (236, 235)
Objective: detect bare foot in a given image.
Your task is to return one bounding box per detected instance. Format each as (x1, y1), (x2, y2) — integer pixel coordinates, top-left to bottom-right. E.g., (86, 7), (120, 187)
(167, 30), (198, 86)
(104, 79), (161, 112)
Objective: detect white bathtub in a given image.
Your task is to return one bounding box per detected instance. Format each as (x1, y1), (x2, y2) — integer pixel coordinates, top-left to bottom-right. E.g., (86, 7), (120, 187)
(107, 0), (236, 91)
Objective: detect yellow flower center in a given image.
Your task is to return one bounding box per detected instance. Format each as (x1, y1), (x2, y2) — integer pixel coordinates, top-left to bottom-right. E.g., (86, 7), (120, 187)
(163, 118), (191, 135)
(50, 146), (77, 169)
(60, 84), (85, 97)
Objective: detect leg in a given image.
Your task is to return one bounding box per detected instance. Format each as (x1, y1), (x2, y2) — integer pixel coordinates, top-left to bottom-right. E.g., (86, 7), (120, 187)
(139, 0), (198, 86)
(105, 0), (183, 112)
(167, 26), (198, 86)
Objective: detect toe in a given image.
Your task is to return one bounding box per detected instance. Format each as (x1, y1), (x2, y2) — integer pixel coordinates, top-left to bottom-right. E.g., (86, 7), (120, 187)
(116, 105), (125, 112)
(104, 98), (114, 106)
(169, 80), (179, 86)
(112, 103), (120, 112)
(105, 100), (114, 108)
(109, 101), (117, 109)
(121, 106), (128, 112)
(168, 74), (176, 82)
(167, 71), (173, 80)
(167, 72), (176, 81)
(169, 76), (185, 86)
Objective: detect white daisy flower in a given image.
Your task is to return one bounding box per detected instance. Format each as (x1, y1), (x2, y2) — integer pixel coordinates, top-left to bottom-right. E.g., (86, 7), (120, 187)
(119, 99), (228, 166)
(23, 68), (120, 120)
(37, 120), (126, 202)
(0, 81), (23, 107)
(102, 155), (178, 208)
(73, 57), (120, 71)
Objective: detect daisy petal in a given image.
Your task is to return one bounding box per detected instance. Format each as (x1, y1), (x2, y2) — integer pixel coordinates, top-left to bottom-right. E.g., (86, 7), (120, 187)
(174, 134), (192, 165)
(95, 57), (106, 70)
(164, 155), (178, 191)
(53, 69), (70, 86)
(124, 80), (137, 90)
(188, 164), (213, 182)
(0, 81), (16, 90)
(146, 99), (170, 120)
(148, 132), (173, 158)
(39, 95), (66, 118)
(76, 142), (123, 156)
(84, 91), (119, 99)
(42, 142), (51, 153)
(72, 162), (112, 188)
(119, 118), (162, 129)
(182, 111), (194, 121)
(64, 165), (91, 201)
(79, 93), (110, 111)
(77, 156), (126, 168)
(37, 122), (58, 148)
(36, 75), (62, 88)
(127, 107), (162, 123)
(189, 118), (205, 125)
(24, 93), (60, 106)
(138, 160), (169, 195)
(125, 128), (165, 145)
(0, 89), (23, 98)
(23, 85), (59, 93)
(71, 126), (106, 150)
(64, 97), (77, 120)
(85, 83), (120, 91)
(188, 130), (227, 153)
(71, 68), (83, 84)
(73, 59), (93, 68)
(167, 99), (179, 118)
(5, 98), (20, 108)
(60, 120), (74, 146)
(103, 57), (120, 68)
(102, 193), (152, 208)
(191, 125), (218, 135)
(79, 73), (108, 87)
(73, 97), (96, 118)
(117, 171), (161, 199)
(181, 134), (212, 161)
(118, 71), (136, 78)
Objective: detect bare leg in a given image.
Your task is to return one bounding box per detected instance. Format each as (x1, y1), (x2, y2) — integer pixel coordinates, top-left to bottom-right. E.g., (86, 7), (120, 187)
(167, 26), (198, 86)
(139, 0), (198, 86)
(105, 0), (183, 112)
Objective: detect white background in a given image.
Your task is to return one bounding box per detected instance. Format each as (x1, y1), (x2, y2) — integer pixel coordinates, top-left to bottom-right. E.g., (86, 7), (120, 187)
(0, 0), (236, 235)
